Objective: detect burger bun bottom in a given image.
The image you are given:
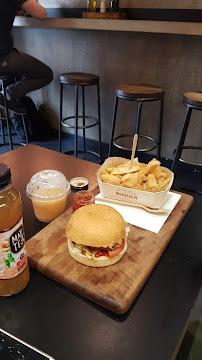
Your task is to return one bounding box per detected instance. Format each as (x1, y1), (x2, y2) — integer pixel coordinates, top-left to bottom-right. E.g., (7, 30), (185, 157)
(67, 239), (127, 267)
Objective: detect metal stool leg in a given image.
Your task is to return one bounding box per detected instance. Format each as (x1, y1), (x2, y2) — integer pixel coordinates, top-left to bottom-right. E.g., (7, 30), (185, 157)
(1, 79), (13, 151)
(59, 83), (63, 152)
(134, 101), (143, 151)
(97, 83), (102, 163)
(74, 85), (79, 158)
(134, 101), (142, 135)
(21, 115), (29, 145)
(82, 86), (86, 152)
(171, 106), (192, 174)
(108, 95), (119, 157)
(0, 118), (3, 143)
(157, 98), (164, 160)
(0, 113), (5, 144)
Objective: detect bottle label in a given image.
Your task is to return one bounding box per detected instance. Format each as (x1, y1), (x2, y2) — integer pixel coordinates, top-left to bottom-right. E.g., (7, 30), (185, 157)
(0, 218), (27, 280)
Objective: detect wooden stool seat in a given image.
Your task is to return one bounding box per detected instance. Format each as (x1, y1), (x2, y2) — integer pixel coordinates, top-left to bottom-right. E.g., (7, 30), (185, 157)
(60, 72), (99, 85)
(183, 92), (202, 107)
(116, 84), (164, 99)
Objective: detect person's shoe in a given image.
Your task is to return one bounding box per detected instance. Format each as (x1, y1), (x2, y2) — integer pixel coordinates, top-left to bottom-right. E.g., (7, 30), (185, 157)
(0, 93), (27, 115)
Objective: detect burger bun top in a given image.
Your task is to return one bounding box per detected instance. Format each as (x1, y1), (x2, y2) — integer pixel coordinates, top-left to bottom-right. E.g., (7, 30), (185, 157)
(66, 204), (126, 248)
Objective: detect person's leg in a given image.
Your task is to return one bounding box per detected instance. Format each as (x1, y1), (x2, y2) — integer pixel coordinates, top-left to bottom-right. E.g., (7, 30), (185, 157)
(0, 48), (53, 98)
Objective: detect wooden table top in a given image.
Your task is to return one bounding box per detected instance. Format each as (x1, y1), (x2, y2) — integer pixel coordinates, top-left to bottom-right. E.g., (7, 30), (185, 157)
(0, 145), (201, 360)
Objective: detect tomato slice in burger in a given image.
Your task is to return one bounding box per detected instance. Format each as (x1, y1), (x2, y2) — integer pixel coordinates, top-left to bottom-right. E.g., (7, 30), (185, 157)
(108, 239), (125, 259)
(94, 250), (109, 258)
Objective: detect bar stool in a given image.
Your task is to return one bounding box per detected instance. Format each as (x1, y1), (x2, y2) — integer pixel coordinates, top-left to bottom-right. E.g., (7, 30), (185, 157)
(0, 74), (28, 150)
(59, 72), (102, 163)
(108, 84), (165, 159)
(172, 92), (202, 174)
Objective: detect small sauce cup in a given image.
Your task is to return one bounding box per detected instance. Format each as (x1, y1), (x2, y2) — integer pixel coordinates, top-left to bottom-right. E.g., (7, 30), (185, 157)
(26, 170), (70, 223)
(73, 190), (95, 212)
(70, 177), (89, 192)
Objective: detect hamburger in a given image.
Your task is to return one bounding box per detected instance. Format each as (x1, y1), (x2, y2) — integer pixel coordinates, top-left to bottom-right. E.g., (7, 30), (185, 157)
(66, 204), (127, 267)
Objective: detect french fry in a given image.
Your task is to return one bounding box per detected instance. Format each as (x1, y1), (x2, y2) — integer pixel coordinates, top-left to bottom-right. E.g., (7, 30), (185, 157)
(156, 177), (171, 191)
(111, 164), (140, 175)
(111, 166), (131, 175)
(144, 159), (161, 176)
(160, 172), (167, 179)
(135, 183), (145, 191)
(106, 167), (115, 174)
(143, 182), (147, 191)
(128, 173), (138, 187)
(137, 169), (144, 184)
(124, 158), (139, 167)
(128, 165), (141, 173)
(101, 170), (108, 175)
(101, 173), (122, 185)
(115, 175), (124, 180)
(147, 174), (157, 189)
(152, 166), (162, 179)
(122, 173), (131, 181)
(122, 179), (133, 188)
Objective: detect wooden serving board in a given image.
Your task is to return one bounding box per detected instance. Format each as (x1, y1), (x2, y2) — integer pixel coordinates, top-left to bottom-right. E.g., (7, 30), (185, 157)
(26, 191), (193, 314)
(82, 12), (126, 20)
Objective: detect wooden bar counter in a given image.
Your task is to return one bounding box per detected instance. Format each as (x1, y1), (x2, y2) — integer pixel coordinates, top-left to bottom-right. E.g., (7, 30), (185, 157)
(14, 16), (202, 36)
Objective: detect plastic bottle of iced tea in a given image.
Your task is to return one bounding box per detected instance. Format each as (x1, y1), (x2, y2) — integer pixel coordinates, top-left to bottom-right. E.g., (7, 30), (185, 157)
(0, 163), (29, 296)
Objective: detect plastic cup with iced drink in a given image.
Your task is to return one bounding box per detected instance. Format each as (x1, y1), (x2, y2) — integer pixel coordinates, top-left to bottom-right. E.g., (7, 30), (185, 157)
(26, 170), (70, 222)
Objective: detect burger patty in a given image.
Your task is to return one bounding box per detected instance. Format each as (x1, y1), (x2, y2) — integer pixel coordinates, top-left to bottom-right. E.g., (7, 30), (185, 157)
(72, 240), (124, 251)
(90, 243), (122, 251)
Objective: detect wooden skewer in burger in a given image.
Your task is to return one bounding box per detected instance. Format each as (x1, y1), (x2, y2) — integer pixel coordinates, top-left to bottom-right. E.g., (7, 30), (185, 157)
(66, 204), (128, 267)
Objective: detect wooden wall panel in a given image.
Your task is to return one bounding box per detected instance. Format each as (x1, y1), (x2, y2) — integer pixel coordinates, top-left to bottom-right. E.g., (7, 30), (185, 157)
(13, 28), (202, 162)
(38, 0), (202, 10)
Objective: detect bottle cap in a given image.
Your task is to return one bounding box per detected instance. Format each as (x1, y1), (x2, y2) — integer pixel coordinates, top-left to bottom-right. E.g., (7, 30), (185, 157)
(70, 177), (89, 192)
(0, 163), (11, 189)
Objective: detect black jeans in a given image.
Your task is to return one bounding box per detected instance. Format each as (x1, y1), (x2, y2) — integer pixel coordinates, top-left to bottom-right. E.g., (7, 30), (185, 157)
(0, 48), (53, 98)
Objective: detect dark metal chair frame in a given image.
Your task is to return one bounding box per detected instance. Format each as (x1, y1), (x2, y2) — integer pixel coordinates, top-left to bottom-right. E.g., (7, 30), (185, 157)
(172, 101), (202, 173)
(59, 77), (102, 164)
(108, 93), (164, 160)
(0, 74), (28, 151)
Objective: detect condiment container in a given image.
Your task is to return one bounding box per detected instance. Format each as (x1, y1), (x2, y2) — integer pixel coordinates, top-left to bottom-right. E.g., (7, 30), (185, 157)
(70, 177), (89, 192)
(100, 0), (106, 13)
(111, 0), (119, 12)
(87, 0), (96, 12)
(26, 170), (70, 222)
(73, 190), (95, 212)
